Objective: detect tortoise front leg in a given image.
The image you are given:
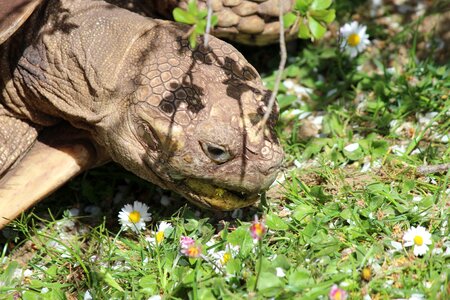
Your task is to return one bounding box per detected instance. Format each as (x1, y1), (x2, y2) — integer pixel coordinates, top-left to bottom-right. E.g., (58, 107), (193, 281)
(0, 115), (38, 177)
(0, 132), (98, 229)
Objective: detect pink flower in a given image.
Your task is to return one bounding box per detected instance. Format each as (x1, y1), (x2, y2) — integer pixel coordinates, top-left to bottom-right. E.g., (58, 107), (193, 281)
(329, 284), (348, 300)
(180, 236), (195, 249)
(250, 215), (266, 241)
(181, 244), (202, 258)
(180, 236), (202, 258)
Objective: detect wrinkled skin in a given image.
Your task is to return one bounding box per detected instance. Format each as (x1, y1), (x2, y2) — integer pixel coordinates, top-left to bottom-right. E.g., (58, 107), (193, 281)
(0, 0), (284, 211)
(100, 24), (284, 210)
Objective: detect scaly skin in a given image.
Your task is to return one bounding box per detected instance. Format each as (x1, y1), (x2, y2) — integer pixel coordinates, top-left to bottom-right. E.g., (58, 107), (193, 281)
(0, 0), (283, 210)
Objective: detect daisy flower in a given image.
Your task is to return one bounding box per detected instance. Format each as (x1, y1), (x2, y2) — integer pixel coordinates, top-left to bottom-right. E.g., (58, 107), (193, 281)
(250, 215), (267, 241)
(340, 21), (370, 57)
(180, 236), (202, 258)
(210, 250), (232, 271)
(118, 201), (152, 233)
(209, 244), (239, 272)
(329, 284), (348, 300)
(403, 225), (432, 256)
(155, 221), (173, 244)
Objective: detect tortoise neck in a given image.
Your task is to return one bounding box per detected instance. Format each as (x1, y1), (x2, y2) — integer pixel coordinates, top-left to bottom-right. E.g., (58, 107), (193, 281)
(2, 0), (159, 130)
(0, 1), (55, 124)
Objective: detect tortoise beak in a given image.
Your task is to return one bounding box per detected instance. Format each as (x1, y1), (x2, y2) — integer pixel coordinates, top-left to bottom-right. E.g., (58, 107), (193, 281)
(179, 178), (260, 211)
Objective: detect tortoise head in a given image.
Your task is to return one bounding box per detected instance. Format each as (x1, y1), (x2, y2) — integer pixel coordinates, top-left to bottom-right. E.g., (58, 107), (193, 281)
(105, 25), (283, 210)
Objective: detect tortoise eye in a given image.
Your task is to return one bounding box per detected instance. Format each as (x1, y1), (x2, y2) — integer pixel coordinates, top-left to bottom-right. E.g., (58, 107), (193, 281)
(200, 142), (232, 164)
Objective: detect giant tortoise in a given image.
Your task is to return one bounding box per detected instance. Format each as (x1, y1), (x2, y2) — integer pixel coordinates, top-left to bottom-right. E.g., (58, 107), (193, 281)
(0, 0), (285, 228)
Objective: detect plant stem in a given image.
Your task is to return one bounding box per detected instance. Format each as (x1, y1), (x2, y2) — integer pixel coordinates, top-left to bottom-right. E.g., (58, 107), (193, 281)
(193, 259), (199, 300)
(253, 239), (263, 291)
(259, 0), (287, 130)
(155, 243), (166, 290)
(204, 0), (212, 46)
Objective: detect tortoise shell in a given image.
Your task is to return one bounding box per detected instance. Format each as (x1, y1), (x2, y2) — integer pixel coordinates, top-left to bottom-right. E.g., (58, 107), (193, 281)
(0, 0), (296, 46)
(151, 0), (297, 45)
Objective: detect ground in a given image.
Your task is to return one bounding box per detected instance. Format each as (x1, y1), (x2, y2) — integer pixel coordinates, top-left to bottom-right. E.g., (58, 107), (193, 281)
(0, 0), (449, 299)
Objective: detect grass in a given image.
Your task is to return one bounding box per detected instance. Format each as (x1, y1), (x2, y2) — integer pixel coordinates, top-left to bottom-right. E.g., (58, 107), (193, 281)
(1, 1), (449, 299)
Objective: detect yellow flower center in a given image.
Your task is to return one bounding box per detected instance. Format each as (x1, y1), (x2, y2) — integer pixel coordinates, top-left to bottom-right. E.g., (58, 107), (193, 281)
(347, 33), (360, 47)
(361, 267), (371, 281)
(334, 290), (343, 300)
(253, 223), (264, 236)
(414, 235), (423, 246)
(221, 252), (231, 264)
(128, 211), (141, 224)
(156, 231), (164, 244)
(187, 246), (201, 257)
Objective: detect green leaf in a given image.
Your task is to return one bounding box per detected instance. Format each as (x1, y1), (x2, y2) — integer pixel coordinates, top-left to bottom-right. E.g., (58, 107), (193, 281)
(283, 12), (297, 28)
(257, 272), (283, 295)
(308, 16), (326, 39)
(184, 218), (199, 231)
(266, 213), (289, 230)
(314, 244), (340, 257)
(173, 8), (196, 25)
(187, 0), (199, 14)
(47, 288), (65, 300)
(181, 268), (195, 284)
(272, 254), (291, 270)
(310, 9), (335, 24)
(189, 32), (198, 48)
(310, 186), (332, 203)
(340, 208), (352, 220)
(343, 144), (364, 161)
(302, 221), (317, 240)
(211, 15), (218, 26)
(295, 0), (312, 12)
(311, 0), (332, 10)
(198, 10), (208, 19)
(302, 138), (331, 159)
(139, 275), (158, 294)
(298, 17), (311, 39)
(99, 269), (124, 292)
(198, 289), (216, 300)
(323, 112), (345, 136)
(288, 268), (314, 291)
(227, 226), (253, 256)
(22, 291), (41, 300)
(226, 258), (242, 274)
(292, 204), (315, 221)
(278, 94), (298, 110)
(371, 140), (389, 158)
(0, 261), (20, 286)
(195, 21), (206, 34)
(46, 265), (58, 278)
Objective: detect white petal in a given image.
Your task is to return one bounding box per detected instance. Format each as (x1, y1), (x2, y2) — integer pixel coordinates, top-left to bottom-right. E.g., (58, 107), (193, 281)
(403, 228), (415, 241)
(391, 241), (403, 251)
(84, 291), (93, 300)
(276, 267), (286, 277)
(283, 79), (295, 89)
(413, 244), (429, 256)
(404, 241), (414, 247)
(409, 294), (425, 300)
(344, 143), (360, 152)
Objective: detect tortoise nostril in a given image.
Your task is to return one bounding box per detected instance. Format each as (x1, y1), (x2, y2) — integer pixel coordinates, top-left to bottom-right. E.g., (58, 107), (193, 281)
(200, 141), (232, 164)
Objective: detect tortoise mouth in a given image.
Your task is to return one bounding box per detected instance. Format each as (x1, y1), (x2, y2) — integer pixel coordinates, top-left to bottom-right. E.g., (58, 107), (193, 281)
(179, 178), (259, 211)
